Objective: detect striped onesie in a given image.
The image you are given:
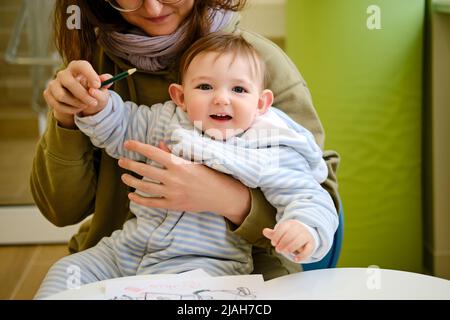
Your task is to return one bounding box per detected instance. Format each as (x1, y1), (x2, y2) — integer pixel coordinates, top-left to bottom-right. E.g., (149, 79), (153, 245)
(35, 91), (338, 299)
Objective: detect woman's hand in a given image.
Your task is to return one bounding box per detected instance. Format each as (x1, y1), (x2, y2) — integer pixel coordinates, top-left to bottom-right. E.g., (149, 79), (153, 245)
(118, 140), (252, 226)
(43, 60), (101, 128)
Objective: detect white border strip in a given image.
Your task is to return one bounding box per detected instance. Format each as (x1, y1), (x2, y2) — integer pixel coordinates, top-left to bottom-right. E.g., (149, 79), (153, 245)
(0, 205), (82, 244)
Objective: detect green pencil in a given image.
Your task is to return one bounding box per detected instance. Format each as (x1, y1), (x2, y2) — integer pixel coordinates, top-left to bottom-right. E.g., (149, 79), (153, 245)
(101, 68), (137, 87)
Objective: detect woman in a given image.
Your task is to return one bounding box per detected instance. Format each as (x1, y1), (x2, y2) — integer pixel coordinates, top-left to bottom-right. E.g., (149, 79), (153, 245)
(31, 0), (340, 280)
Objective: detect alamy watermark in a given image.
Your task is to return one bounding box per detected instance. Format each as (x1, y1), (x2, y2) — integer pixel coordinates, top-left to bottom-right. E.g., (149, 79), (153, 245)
(66, 264), (81, 290)
(66, 5), (81, 30)
(168, 124), (282, 172)
(367, 5), (382, 30)
(366, 265), (381, 290)
(65, 5), (383, 31)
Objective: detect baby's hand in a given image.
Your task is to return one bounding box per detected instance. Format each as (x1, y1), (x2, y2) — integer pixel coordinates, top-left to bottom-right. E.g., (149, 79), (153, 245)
(262, 219), (315, 263)
(80, 73), (113, 117)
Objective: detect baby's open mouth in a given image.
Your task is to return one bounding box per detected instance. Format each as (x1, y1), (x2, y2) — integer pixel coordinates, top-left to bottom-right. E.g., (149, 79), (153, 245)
(210, 114), (232, 120)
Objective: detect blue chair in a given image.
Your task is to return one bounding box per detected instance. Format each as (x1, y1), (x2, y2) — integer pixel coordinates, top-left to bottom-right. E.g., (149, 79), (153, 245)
(301, 201), (344, 271)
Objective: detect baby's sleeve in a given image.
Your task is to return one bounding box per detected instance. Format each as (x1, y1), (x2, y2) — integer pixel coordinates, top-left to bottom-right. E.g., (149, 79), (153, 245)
(259, 148), (338, 263)
(75, 90), (161, 161)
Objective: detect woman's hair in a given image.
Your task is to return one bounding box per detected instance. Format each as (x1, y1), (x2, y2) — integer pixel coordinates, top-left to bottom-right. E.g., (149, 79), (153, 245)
(54, 0), (247, 64)
(178, 32), (267, 88)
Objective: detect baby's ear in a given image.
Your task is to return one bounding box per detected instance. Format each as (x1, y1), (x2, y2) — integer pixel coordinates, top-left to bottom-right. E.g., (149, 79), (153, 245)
(257, 89), (274, 115)
(169, 84), (186, 110)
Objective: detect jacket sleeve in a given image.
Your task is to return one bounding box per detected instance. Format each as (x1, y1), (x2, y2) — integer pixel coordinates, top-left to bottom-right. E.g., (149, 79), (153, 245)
(232, 30), (341, 248)
(30, 111), (97, 227)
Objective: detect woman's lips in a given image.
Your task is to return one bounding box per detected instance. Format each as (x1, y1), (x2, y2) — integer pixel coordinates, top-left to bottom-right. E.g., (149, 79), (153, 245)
(146, 14), (171, 24)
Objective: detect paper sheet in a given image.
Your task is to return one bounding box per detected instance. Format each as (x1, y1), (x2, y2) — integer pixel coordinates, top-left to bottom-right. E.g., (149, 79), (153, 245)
(104, 270), (264, 300)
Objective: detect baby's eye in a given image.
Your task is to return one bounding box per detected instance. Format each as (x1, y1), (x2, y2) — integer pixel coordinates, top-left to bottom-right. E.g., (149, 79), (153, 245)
(232, 86), (247, 94)
(196, 84), (212, 90)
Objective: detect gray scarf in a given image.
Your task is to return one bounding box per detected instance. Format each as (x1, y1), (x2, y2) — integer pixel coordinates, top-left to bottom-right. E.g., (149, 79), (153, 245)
(98, 10), (234, 72)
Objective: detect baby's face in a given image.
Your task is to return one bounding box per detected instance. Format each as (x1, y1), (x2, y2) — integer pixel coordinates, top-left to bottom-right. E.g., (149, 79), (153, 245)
(181, 51), (266, 140)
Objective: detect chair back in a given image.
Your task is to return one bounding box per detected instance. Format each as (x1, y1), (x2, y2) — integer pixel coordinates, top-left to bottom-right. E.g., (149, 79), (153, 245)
(302, 201), (344, 271)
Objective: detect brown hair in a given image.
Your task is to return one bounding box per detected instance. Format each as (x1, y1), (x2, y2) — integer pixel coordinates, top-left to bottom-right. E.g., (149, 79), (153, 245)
(178, 31), (266, 88)
(54, 0), (247, 64)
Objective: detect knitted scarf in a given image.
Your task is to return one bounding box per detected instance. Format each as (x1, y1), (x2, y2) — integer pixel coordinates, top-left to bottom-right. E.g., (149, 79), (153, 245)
(98, 10), (233, 72)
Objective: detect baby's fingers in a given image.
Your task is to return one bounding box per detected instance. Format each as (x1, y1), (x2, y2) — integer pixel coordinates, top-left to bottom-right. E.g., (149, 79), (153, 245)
(275, 231), (298, 253)
(89, 87), (110, 108)
(262, 228), (275, 240)
(280, 236), (307, 255)
(293, 242), (314, 263)
(268, 223), (290, 248)
(99, 74), (114, 89)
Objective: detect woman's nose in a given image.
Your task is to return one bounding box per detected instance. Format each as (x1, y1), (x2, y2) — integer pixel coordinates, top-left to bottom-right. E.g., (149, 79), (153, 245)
(142, 0), (164, 16)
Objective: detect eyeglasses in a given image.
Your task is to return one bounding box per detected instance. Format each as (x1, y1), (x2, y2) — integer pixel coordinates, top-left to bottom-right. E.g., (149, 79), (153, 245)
(105, 0), (185, 13)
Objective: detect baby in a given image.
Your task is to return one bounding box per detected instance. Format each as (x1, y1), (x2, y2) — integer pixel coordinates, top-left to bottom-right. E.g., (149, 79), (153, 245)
(35, 32), (338, 299)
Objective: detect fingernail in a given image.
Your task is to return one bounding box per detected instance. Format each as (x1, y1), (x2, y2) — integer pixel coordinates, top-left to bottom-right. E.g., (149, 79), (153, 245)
(94, 81), (100, 88)
(90, 100), (97, 106)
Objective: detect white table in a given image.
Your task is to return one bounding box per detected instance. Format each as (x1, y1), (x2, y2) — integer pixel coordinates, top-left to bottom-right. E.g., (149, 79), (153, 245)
(46, 268), (450, 300)
(264, 268), (450, 300)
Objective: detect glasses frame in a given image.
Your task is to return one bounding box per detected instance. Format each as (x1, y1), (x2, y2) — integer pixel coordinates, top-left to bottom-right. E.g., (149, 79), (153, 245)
(105, 0), (184, 13)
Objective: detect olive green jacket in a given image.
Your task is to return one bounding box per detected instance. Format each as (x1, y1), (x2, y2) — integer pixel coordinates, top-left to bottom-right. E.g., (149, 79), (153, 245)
(30, 15), (340, 280)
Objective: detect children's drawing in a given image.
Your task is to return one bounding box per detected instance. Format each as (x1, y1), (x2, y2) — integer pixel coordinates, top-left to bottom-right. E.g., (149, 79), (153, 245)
(110, 287), (256, 300)
(105, 273), (264, 300)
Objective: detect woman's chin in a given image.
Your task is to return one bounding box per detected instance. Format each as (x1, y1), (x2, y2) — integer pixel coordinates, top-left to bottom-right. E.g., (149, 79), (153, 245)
(142, 26), (178, 36)
(139, 18), (181, 36)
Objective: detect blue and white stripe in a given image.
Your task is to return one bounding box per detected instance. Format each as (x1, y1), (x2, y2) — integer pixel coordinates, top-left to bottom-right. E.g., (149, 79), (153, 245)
(35, 91), (337, 299)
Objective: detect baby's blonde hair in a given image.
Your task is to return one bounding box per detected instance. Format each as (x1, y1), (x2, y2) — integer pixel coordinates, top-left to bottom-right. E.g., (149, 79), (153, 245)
(178, 32), (267, 88)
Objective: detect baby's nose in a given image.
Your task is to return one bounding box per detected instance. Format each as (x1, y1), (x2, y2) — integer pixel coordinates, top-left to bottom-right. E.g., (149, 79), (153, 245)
(213, 90), (230, 105)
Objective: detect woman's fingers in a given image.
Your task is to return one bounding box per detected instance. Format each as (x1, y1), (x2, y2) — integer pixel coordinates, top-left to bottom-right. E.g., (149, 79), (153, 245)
(47, 80), (87, 109)
(57, 61), (100, 107)
(121, 173), (164, 196)
(119, 140), (249, 221)
(67, 60), (101, 88)
(128, 192), (169, 209)
(123, 140), (185, 169)
(44, 88), (85, 115)
(158, 141), (171, 153)
(118, 158), (166, 183)
(57, 71), (98, 107)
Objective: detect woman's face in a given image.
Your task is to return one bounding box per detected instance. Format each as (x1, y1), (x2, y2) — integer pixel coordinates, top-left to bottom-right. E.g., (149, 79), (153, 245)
(118, 0), (195, 36)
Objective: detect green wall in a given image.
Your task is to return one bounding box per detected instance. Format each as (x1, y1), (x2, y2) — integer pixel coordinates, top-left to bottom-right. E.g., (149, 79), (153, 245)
(286, 0), (425, 272)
